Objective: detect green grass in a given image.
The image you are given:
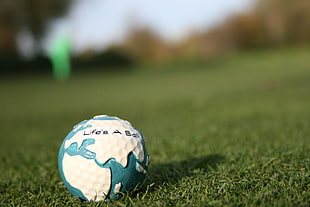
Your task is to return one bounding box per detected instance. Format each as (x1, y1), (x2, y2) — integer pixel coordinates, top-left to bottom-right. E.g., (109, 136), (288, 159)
(0, 47), (309, 206)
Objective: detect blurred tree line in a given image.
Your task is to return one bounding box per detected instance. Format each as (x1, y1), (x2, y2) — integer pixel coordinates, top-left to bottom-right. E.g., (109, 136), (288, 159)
(0, 0), (71, 73)
(176, 0), (310, 59)
(0, 0), (310, 73)
(120, 0), (310, 61)
(0, 0), (71, 54)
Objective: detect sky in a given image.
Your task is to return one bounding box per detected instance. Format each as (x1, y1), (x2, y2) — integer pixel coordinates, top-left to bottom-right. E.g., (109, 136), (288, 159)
(43, 0), (257, 54)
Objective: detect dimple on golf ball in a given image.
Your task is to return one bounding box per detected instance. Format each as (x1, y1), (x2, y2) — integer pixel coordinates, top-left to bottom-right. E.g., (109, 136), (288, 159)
(58, 115), (150, 201)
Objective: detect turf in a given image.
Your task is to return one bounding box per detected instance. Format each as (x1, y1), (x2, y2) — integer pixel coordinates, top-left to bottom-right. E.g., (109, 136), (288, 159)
(0, 48), (309, 206)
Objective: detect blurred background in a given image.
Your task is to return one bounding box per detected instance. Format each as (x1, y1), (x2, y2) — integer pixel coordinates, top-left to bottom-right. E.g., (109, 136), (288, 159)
(1, 0), (309, 73)
(1, 1), (310, 205)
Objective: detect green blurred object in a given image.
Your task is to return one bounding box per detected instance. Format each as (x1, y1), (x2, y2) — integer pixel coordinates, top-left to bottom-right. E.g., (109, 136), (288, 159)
(49, 35), (71, 81)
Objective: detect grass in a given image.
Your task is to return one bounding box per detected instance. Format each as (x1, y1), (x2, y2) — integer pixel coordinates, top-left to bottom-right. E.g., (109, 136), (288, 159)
(0, 47), (309, 206)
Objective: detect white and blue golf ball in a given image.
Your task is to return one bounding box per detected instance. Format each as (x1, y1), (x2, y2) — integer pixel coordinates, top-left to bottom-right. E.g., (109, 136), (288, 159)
(58, 115), (149, 201)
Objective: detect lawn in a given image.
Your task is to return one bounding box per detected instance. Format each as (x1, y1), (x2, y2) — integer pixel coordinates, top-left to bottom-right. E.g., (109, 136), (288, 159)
(0, 48), (309, 206)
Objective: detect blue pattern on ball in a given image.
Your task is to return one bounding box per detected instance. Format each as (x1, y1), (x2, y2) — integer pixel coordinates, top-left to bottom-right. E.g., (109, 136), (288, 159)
(92, 115), (120, 121)
(58, 121), (92, 201)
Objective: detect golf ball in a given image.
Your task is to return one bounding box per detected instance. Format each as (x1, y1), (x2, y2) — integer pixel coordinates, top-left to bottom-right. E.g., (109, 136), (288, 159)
(58, 115), (149, 201)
